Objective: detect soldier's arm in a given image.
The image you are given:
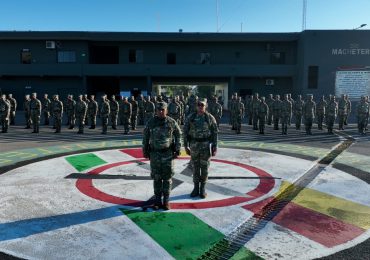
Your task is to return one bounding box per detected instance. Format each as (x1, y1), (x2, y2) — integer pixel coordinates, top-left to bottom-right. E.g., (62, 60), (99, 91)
(142, 123), (151, 158)
(173, 120), (182, 156)
(209, 114), (218, 156)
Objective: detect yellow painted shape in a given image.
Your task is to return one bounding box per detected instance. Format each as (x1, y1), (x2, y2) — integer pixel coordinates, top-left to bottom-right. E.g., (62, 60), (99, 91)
(275, 181), (370, 229)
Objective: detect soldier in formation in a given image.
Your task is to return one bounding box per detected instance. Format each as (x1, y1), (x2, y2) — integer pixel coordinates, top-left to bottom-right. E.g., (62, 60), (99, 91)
(142, 101), (181, 210)
(316, 95), (327, 130)
(82, 94), (90, 126)
(338, 94), (349, 130)
(30, 92), (42, 133)
(137, 94), (146, 126)
(42, 93), (51, 125)
(0, 94), (10, 133)
(303, 94), (316, 135)
(326, 96), (338, 134)
(100, 94), (110, 134)
(234, 96), (245, 134)
(272, 95), (282, 130)
(24, 94), (32, 129)
(293, 95), (304, 130)
(88, 95), (98, 129)
(266, 94), (275, 126)
(130, 96), (138, 130)
(168, 96), (181, 125)
(7, 94), (17, 125)
(184, 98), (218, 199)
(344, 94), (351, 126)
(258, 96), (269, 134)
(75, 95), (87, 134)
(357, 96), (369, 135)
(110, 95), (119, 130)
(66, 95), (76, 129)
(52, 95), (63, 133)
(280, 94), (292, 135)
(252, 93), (261, 131)
(120, 97), (132, 134)
(144, 96), (155, 125)
(208, 96), (223, 127)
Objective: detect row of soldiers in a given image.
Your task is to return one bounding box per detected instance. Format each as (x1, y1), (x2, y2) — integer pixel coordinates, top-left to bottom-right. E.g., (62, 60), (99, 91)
(228, 93), (370, 135)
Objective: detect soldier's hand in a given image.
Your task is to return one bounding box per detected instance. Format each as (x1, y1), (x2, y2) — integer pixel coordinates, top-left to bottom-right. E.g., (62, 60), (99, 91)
(185, 147), (191, 155)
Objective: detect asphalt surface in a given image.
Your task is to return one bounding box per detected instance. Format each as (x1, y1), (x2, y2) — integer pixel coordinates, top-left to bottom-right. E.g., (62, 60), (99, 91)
(0, 113), (369, 260)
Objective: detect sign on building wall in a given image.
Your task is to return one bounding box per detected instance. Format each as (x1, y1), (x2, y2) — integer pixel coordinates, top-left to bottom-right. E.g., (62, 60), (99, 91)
(335, 71), (370, 99)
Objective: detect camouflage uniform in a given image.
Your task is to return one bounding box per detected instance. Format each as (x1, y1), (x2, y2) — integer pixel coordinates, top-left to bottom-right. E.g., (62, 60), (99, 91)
(7, 94), (17, 125)
(100, 95), (110, 134)
(208, 96), (222, 127)
(42, 94), (51, 125)
(179, 95), (187, 125)
(168, 98), (181, 125)
(83, 94), (90, 126)
(66, 95), (76, 129)
(280, 95), (292, 135)
(88, 95), (98, 129)
(326, 96), (338, 134)
(137, 95), (146, 125)
(287, 93), (294, 126)
(52, 95), (63, 133)
(142, 102), (181, 210)
(293, 95), (304, 130)
(234, 97), (245, 134)
(23, 95), (32, 129)
(121, 97), (132, 134)
(144, 96), (155, 125)
(258, 97), (269, 134)
(130, 96), (139, 130)
(272, 95), (282, 130)
(252, 93), (261, 130)
(184, 99), (218, 199)
(344, 95), (351, 125)
(0, 95), (10, 133)
(316, 96), (327, 130)
(110, 95), (119, 130)
(266, 94), (275, 125)
(75, 95), (87, 134)
(30, 93), (42, 133)
(186, 94), (198, 117)
(303, 94), (316, 135)
(338, 94), (348, 130)
(357, 96), (370, 135)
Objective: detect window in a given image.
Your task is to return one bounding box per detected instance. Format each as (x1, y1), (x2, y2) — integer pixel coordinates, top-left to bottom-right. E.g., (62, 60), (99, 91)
(129, 49), (143, 63)
(308, 66), (319, 89)
(21, 49), (32, 64)
(270, 52), (285, 64)
(57, 51), (76, 63)
(200, 52), (211, 64)
(167, 53), (176, 65)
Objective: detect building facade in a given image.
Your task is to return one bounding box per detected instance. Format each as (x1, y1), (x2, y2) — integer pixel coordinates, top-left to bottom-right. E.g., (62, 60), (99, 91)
(0, 30), (369, 104)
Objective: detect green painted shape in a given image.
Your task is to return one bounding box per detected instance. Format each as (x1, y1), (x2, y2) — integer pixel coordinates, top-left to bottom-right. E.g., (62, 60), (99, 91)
(65, 153), (106, 172)
(123, 210), (260, 260)
(230, 247), (263, 260)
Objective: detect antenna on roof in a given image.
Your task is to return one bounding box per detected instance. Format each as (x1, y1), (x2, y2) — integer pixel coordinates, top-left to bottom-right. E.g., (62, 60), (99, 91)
(216, 0), (220, 32)
(302, 0), (307, 31)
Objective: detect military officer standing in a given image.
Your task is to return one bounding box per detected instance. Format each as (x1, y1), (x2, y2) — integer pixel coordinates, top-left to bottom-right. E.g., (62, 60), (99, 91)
(137, 94), (146, 126)
(0, 94), (10, 133)
(280, 94), (292, 135)
(258, 96), (269, 134)
(272, 95), (282, 130)
(52, 95), (63, 133)
(252, 93), (261, 130)
(344, 94), (351, 125)
(42, 93), (51, 125)
(75, 95), (87, 134)
(234, 96), (245, 134)
(121, 97), (132, 134)
(130, 96), (139, 130)
(66, 95), (76, 129)
(142, 102), (181, 210)
(110, 95), (119, 130)
(184, 98), (218, 199)
(100, 94), (110, 134)
(357, 96), (369, 135)
(293, 95), (304, 130)
(303, 94), (316, 135)
(7, 94), (17, 125)
(168, 96), (181, 125)
(208, 96), (223, 127)
(316, 95), (327, 130)
(144, 96), (155, 125)
(24, 94), (32, 129)
(338, 94), (348, 130)
(88, 95), (98, 129)
(266, 94), (275, 126)
(30, 92), (42, 133)
(83, 94), (90, 126)
(326, 96), (338, 134)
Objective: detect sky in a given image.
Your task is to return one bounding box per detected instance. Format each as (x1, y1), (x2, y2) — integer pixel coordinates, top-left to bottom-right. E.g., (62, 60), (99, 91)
(0, 0), (369, 33)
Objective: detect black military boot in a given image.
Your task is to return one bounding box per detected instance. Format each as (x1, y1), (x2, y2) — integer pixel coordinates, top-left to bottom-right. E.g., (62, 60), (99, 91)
(162, 194), (170, 210)
(190, 182), (200, 197)
(199, 182), (207, 199)
(153, 194), (162, 210)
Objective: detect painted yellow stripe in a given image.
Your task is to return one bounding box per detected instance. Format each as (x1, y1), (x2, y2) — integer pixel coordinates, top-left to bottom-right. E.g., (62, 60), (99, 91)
(276, 181), (370, 229)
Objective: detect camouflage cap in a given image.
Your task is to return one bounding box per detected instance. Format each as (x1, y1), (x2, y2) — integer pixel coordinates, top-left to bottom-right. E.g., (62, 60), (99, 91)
(198, 98), (207, 105)
(156, 101), (167, 110)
